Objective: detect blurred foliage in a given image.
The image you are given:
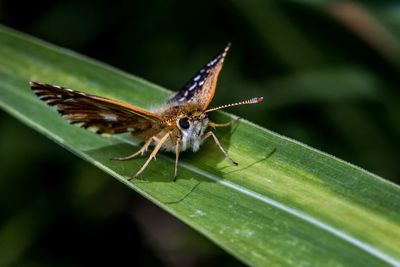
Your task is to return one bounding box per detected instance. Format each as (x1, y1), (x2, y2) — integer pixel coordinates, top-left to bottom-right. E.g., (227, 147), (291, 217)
(0, 0), (399, 266)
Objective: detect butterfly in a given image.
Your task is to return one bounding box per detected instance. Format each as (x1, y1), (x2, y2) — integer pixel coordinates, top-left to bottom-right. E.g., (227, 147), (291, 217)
(30, 43), (263, 181)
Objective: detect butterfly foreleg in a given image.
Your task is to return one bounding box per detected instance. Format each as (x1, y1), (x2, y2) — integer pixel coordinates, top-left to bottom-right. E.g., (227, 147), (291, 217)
(174, 137), (181, 182)
(130, 132), (171, 179)
(201, 131), (238, 166)
(208, 118), (239, 128)
(112, 136), (157, 161)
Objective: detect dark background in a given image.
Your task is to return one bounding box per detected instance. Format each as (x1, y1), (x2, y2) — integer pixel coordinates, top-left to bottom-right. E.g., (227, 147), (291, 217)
(1, 1), (399, 266)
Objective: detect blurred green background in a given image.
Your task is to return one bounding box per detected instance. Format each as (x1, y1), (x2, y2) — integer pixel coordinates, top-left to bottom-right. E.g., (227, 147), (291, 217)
(1, 0), (399, 266)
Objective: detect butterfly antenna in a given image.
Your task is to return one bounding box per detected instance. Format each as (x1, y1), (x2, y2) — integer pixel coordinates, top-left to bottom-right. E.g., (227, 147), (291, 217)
(205, 97), (264, 113)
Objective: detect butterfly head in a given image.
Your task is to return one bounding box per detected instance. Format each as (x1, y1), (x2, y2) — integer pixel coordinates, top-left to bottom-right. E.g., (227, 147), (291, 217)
(175, 110), (209, 152)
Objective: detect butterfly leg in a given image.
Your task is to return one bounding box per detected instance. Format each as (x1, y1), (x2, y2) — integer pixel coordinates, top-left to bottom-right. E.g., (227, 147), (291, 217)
(201, 131), (238, 166)
(112, 136), (157, 161)
(174, 137), (181, 182)
(208, 118), (239, 128)
(131, 132), (170, 179)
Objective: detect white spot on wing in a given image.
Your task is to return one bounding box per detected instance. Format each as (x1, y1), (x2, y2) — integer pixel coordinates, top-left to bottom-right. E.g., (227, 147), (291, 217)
(33, 90), (47, 94)
(45, 99), (59, 104)
(101, 113), (118, 122)
(188, 83), (197, 91)
(88, 126), (99, 132)
(207, 58), (218, 67)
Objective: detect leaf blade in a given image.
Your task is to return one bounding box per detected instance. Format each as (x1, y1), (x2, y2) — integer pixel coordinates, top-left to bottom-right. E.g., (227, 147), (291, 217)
(0, 25), (399, 266)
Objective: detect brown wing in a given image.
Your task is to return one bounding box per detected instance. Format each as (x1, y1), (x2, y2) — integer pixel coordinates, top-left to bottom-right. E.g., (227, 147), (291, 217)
(30, 81), (164, 135)
(167, 43), (230, 110)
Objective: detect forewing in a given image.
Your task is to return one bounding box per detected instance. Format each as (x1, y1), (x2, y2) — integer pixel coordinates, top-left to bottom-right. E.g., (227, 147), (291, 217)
(167, 43), (230, 109)
(31, 82), (164, 135)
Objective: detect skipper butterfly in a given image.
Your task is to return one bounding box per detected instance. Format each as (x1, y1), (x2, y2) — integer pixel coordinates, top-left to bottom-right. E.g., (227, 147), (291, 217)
(31, 44), (263, 181)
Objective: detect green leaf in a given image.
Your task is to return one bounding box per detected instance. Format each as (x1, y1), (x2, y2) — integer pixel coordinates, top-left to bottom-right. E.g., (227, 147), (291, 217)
(0, 25), (399, 266)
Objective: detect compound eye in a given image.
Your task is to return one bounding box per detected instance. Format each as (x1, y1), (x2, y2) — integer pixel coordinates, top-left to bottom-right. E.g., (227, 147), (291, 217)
(179, 117), (190, 129)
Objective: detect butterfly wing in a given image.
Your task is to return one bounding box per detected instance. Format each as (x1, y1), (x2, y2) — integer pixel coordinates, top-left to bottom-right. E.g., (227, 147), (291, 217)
(167, 43), (230, 110)
(31, 81), (164, 135)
